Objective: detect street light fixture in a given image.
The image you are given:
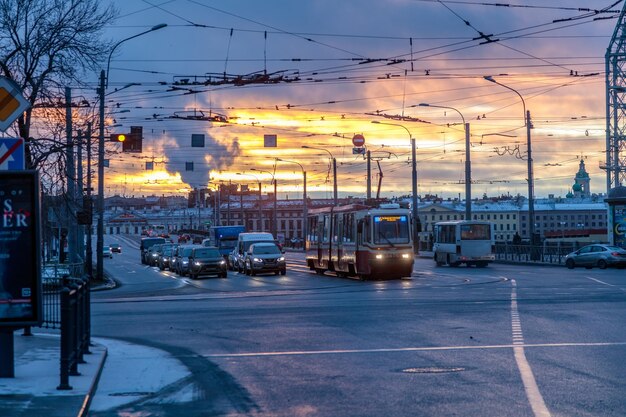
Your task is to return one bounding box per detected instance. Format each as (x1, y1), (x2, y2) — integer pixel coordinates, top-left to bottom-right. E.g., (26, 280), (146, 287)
(301, 145), (337, 205)
(419, 103), (472, 220)
(236, 172), (263, 231)
(97, 23), (167, 280)
(483, 75), (535, 243)
(251, 168), (277, 237)
(371, 120), (420, 254)
(276, 158), (307, 242)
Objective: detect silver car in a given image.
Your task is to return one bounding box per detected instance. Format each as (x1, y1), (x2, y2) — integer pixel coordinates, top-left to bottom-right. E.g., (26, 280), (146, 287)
(565, 244), (626, 269)
(243, 242), (286, 276)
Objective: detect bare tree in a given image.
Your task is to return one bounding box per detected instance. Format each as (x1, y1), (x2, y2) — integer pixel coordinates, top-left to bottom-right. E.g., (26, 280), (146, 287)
(0, 0), (117, 168)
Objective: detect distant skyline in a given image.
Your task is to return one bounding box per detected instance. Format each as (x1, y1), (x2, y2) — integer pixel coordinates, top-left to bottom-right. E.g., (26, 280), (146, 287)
(34, 1), (623, 199)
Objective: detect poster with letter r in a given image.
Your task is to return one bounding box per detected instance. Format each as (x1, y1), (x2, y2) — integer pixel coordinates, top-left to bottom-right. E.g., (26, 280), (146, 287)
(0, 171), (41, 327)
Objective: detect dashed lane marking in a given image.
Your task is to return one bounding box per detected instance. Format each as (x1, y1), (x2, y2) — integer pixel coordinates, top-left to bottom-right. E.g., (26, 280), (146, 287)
(510, 279), (551, 417)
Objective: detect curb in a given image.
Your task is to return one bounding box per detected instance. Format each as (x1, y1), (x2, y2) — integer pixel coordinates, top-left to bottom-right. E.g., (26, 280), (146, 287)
(77, 344), (108, 417)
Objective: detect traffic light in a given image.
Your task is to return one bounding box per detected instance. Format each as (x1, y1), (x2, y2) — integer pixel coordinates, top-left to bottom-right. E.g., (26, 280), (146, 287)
(109, 126), (143, 152)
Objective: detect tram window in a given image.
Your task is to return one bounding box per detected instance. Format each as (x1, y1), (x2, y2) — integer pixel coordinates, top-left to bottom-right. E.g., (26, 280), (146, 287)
(322, 215), (330, 243)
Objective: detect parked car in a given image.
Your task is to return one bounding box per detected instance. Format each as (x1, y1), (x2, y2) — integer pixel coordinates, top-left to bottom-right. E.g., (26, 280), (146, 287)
(110, 243), (121, 253)
(565, 244), (626, 269)
(187, 246), (228, 279)
(102, 246), (113, 259)
(243, 242), (286, 276)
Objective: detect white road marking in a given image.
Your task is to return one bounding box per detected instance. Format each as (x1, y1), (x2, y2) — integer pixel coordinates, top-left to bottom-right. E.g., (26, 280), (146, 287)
(202, 341), (626, 358)
(587, 277), (615, 287)
(510, 279), (551, 417)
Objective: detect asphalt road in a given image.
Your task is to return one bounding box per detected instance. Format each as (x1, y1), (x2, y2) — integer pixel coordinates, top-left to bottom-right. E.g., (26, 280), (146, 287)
(89, 235), (626, 416)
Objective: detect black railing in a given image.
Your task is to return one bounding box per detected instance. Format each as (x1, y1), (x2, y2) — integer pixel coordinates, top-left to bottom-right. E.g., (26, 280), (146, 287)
(494, 242), (586, 265)
(57, 276), (91, 390)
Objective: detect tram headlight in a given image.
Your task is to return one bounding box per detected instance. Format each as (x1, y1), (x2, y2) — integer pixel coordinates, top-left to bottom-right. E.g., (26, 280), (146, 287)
(402, 253), (411, 259)
(375, 254), (383, 259)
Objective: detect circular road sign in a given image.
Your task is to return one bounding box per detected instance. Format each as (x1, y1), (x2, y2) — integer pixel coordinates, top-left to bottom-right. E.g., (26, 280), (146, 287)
(352, 134), (365, 147)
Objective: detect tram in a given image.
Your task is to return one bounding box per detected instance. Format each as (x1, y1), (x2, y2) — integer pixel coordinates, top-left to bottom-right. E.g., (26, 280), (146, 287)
(305, 203), (414, 280)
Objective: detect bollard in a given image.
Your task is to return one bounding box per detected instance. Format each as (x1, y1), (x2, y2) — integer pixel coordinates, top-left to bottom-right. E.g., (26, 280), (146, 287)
(57, 287), (73, 390)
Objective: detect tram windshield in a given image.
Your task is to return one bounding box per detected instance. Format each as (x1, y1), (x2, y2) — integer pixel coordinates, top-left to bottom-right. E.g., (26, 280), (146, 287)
(373, 215), (410, 244)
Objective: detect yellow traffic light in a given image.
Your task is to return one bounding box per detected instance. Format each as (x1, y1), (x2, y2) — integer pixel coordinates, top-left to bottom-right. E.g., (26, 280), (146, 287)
(110, 133), (126, 142)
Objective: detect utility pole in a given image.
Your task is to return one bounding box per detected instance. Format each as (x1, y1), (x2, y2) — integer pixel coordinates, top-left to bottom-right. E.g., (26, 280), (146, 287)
(85, 123), (93, 279)
(65, 87), (78, 263)
(367, 150), (371, 200)
(527, 110), (535, 244)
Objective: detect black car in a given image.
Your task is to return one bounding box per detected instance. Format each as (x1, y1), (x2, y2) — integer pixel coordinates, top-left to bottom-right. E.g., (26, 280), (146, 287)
(110, 243), (121, 253)
(187, 246), (228, 279)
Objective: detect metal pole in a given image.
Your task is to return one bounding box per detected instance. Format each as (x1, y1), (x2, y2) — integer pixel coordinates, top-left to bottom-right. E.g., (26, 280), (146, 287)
(464, 122), (471, 220)
(367, 150), (371, 200)
(273, 178), (278, 237)
(76, 130), (84, 262)
(65, 87), (77, 263)
(303, 171), (307, 242)
(258, 182), (262, 232)
(97, 70), (105, 280)
(332, 158), (338, 205)
(86, 123), (93, 279)
(411, 137), (419, 255)
(527, 110), (535, 243)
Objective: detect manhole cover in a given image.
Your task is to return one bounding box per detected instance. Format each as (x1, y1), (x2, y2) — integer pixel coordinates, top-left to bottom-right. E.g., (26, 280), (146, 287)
(402, 367), (465, 374)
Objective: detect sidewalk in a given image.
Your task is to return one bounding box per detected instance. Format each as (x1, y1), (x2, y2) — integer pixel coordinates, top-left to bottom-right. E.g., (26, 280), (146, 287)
(0, 332), (189, 417)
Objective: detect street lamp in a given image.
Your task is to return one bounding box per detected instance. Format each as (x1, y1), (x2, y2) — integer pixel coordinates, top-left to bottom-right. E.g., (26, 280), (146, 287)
(276, 158), (307, 243)
(483, 75), (535, 243)
(97, 24), (166, 280)
(419, 103), (472, 220)
(236, 172), (263, 231)
(251, 168), (277, 237)
(371, 120), (420, 254)
(301, 145), (337, 205)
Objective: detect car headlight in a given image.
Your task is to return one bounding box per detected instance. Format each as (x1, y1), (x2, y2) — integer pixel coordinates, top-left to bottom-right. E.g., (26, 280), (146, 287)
(182, 260), (188, 265)
(278, 256), (285, 261)
(152, 253), (158, 257)
(253, 257), (262, 262)
(219, 260), (226, 265)
(194, 261), (201, 266)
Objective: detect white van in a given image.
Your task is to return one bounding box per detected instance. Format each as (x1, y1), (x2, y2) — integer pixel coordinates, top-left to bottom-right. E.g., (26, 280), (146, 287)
(235, 232), (275, 272)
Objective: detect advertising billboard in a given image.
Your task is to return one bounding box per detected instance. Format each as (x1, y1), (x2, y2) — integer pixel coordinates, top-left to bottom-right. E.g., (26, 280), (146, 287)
(0, 171), (41, 327)
(614, 204), (626, 248)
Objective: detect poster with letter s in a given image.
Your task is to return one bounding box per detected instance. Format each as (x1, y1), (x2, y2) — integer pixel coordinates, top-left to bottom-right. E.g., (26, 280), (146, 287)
(0, 171), (41, 327)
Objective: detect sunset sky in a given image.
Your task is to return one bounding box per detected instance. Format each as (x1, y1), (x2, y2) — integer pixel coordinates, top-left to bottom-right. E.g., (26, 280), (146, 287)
(66, 1), (622, 200)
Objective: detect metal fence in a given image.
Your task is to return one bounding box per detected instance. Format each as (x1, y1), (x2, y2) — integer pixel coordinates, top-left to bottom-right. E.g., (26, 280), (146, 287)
(41, 263), (85, 329)
(494, 242), (587, 266)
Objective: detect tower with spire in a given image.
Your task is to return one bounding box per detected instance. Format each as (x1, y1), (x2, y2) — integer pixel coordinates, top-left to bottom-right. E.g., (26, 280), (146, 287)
(568, 159), (590, 198)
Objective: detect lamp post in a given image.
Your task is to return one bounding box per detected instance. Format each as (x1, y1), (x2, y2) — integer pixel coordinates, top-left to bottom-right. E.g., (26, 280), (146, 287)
(419, 103), (471, 220)
(251, 168), (277, 237)
(276, 158), (307, 243)
(483, 75), (535, 243)
(371, 121), (420, 254)
(97, 23), (166, 280)
(237, 172), (263, 231)
(301, 145), (337, 205)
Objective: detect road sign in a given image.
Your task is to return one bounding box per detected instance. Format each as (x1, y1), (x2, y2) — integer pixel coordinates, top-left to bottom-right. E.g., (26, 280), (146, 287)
(0, 137), (25, 170)
(0, 76), (30, 132)
(352, 134), (365, 147)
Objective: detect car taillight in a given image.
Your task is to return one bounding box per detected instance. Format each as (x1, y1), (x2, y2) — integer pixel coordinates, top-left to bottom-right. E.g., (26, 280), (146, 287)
(611, 252), (622, 256)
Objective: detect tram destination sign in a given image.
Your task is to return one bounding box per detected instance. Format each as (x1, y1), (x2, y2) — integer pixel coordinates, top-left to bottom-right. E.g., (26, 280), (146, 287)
(0, 171), (42, 326)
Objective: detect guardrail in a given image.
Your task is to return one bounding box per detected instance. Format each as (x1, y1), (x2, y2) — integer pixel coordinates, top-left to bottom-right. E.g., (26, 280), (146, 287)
(493, 242), (586, 266)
